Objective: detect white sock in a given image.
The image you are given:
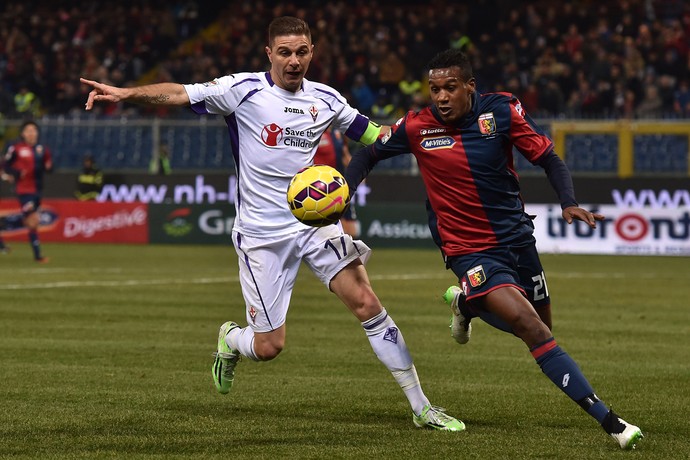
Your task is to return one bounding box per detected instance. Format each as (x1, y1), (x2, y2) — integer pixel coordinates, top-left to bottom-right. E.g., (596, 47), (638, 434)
(362, 308), (430, 414)
(225, 326), (259, 361)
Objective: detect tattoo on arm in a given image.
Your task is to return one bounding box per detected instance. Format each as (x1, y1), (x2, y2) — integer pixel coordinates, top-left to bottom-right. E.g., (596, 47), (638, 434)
(140, 94), (170, 105)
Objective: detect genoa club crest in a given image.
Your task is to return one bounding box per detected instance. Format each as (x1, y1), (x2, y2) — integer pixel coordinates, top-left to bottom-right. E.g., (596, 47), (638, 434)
(478, 113), (496, 136)
(467, 265), (486, 288)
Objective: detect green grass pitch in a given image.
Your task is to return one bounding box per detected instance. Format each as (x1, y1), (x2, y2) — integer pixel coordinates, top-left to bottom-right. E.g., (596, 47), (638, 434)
(1, 243), (688, 458)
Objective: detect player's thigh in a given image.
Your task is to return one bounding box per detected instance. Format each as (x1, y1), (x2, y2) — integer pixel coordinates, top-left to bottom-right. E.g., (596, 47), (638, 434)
(484, 286), (551, 347)
(300, 224), (371, 288)
(232, 231), (300, 333)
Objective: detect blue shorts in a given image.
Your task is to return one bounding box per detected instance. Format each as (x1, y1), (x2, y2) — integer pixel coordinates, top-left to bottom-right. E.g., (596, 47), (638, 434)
(18, 194), (41, 216)
(446, 243), (551, 309)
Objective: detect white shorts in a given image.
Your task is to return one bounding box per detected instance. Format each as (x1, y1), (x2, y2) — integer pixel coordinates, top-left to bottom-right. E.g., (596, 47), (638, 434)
(232, 224), (371, 333)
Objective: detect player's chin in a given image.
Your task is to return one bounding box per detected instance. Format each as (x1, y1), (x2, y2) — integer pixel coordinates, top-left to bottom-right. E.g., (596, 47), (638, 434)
(438, 112), (458, 124)
(284, 73), (304, 89)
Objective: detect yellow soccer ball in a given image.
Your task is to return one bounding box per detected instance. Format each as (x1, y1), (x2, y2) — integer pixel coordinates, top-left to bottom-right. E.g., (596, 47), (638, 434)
(286, 164), (350, 227)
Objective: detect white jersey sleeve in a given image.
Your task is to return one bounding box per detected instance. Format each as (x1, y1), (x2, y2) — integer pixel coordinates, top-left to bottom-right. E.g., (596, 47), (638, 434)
(183, 73), (264, 116)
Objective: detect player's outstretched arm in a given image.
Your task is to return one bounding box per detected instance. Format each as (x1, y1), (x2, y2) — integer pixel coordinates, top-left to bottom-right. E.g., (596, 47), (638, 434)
(80, 78), (190, 110)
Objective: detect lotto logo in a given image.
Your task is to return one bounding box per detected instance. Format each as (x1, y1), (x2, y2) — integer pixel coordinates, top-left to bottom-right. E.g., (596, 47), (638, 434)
(261, 123), (284, 146)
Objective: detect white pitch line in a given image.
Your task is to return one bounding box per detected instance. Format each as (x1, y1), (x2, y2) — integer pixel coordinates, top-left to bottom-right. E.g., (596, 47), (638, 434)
(369, 273), (448, 281)
(0, 267), (125, 275)
(369, 272), (630, 280)
(0, 277), (236, 290)
(0, 271), (683, 291)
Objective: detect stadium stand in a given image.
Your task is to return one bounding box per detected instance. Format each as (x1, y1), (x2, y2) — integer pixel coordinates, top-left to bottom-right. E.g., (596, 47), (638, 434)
(1, 0), (689, 173)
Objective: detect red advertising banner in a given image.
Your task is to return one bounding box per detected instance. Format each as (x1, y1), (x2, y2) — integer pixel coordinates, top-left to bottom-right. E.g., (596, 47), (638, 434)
(0, 199), (149, 243)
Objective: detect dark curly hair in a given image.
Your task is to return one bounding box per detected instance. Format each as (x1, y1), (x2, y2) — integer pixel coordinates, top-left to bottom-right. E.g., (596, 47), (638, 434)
(427, 49), (473, 81)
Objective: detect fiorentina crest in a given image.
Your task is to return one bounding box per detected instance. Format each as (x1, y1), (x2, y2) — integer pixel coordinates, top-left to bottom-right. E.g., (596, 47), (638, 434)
(383, 327), (399, 344)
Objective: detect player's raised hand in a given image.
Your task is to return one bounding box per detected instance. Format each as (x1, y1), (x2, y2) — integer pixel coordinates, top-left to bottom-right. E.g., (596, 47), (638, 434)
(562, 206), (605, 228)
(80, 77), (125, 110)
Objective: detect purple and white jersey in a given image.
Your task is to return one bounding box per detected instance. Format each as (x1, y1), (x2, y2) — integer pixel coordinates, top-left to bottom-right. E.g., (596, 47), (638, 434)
(184, 71), (369, 236)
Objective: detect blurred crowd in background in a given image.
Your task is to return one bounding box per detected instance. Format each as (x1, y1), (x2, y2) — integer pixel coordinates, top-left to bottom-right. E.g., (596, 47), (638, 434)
(1, 0), (690, 121)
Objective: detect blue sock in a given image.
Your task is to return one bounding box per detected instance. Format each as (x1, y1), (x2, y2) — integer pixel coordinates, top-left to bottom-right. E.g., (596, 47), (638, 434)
(29, 231), (42, 260)
(531, 337), (609, 423)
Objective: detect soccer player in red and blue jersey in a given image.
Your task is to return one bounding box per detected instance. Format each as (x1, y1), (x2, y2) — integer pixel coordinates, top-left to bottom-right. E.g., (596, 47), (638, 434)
(3, 120), (52, 262)
(345, 49), (642, 449)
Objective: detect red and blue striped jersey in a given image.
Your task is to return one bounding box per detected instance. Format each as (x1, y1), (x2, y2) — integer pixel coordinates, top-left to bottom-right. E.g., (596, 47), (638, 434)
(3, 141), (53, 195)
(359, 92), (553, 256)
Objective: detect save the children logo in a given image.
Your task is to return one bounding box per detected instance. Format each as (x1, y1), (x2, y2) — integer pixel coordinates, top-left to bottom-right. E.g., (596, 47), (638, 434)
(261, 123), (284, 146)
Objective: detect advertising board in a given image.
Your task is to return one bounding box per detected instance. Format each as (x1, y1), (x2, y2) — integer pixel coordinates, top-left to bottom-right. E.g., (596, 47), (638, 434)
(0, 199), (148, 243)
(147, 203), (235, 244)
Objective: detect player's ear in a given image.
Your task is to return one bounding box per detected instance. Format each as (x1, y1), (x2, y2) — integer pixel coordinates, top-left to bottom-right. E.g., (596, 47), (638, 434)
(466, 78), (476, 94)
(265, 45), (272, 63)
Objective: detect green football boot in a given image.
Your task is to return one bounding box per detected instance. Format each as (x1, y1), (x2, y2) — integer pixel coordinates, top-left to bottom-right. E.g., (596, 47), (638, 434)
(413, 404), (466, 432)
(212, 321), (241, 394)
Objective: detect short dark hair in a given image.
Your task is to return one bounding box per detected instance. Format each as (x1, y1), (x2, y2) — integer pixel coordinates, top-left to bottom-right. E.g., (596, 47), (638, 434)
(20, 120), (39, 132)
(268, 16), (311, 47)
(427, 49), (473, 81)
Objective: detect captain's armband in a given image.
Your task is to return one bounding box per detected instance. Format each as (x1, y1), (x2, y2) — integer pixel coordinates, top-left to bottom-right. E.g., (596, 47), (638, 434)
(359, 121), (382, 146)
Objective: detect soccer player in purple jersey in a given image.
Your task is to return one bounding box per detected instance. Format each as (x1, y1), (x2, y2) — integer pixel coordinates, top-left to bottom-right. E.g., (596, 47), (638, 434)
(80, 17), (464, 431)
(345, 49), (642, 449)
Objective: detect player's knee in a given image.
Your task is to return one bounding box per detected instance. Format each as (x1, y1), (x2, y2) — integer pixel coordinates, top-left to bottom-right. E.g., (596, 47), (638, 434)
(254, 341), (283, 360)
(349, 289), (382, 322)
(24, 214), (39, 229)
(512, 313), (551, 345)
(253, 334), (284, 360)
